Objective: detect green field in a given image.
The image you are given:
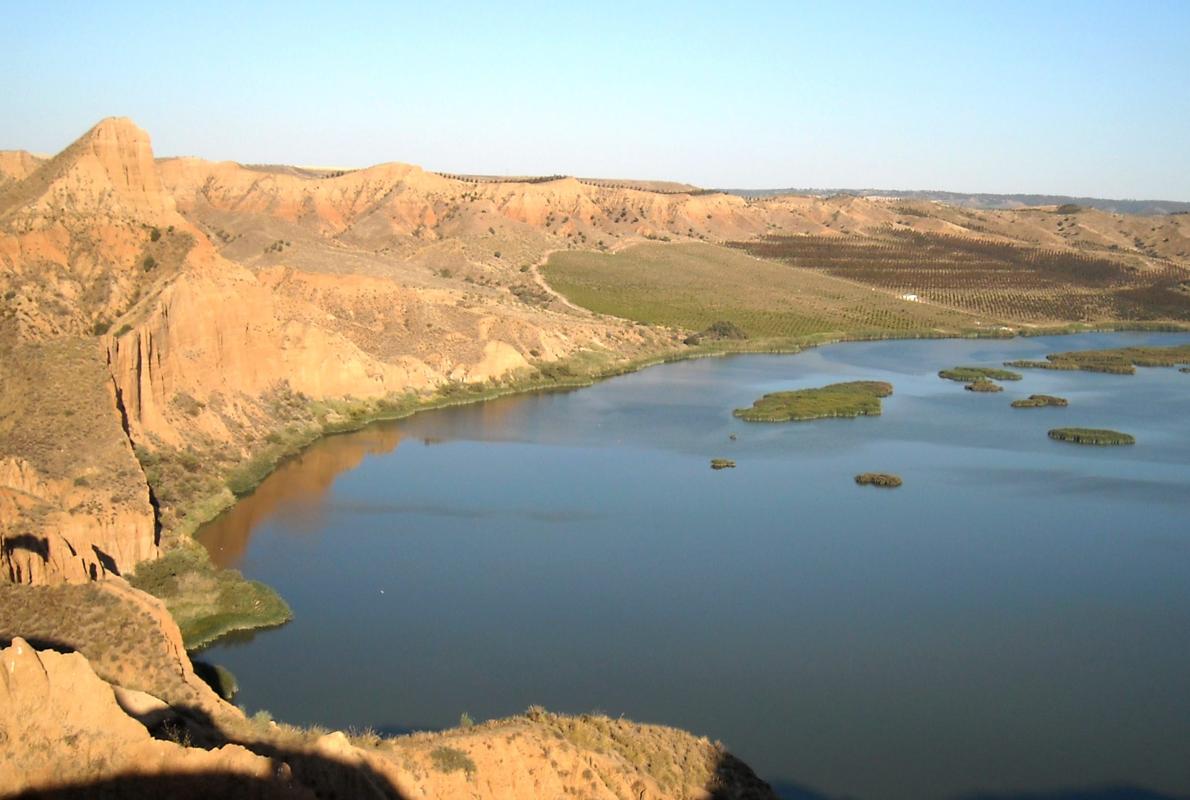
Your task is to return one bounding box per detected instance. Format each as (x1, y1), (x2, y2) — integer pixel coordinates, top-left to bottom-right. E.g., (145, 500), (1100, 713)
(544, 242), (989, 341)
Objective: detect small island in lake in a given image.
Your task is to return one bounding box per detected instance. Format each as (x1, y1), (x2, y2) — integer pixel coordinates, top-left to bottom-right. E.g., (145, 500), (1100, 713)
(855, 472), (903, 488)
(965, 379), (1003, 392)
(1048, 427), (1135, 445)
(1012, 394), (1068, 408)
(939, 366), (1022, 382)
(710, 458), (736, 470)
(1006, 344), (1190, 375)
(733, 381), (893, 422)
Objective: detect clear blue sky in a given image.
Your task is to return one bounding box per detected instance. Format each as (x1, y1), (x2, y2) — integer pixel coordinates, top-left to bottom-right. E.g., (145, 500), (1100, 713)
(2, 1), (1188, 199)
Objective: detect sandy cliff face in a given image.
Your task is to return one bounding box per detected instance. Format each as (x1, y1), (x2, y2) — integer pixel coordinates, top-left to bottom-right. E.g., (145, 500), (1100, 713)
(0, 637), (309, 799)
(1, 119), (656, 584)
(0, 338), (158, 585)
(0, 457), (156, 584)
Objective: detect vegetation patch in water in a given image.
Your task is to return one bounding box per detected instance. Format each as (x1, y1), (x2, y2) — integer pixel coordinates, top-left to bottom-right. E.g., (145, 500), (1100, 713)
(939, 366), (1022, 382)
(1011, 394), (1068, 408)
(965, 379), (1003, 392)
(1006, 344), (1190, 375)
(710, 458), (736, 470)
(1048, 427), (1135, 445)
(128, 545), (292, 649)
(733, 381), (893, 422)
(855, 472), (902, 488)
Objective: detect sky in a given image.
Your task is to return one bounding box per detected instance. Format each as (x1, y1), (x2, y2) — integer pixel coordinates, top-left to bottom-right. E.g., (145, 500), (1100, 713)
(2, 1), (1188, 199)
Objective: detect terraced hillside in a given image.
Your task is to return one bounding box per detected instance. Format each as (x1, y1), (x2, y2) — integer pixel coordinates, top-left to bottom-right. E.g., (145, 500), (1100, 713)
(730, 231), (1190, 324)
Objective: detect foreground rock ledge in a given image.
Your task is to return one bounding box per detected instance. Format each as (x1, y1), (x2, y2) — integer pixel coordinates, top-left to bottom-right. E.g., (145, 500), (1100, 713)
(0, 631), (777, 800)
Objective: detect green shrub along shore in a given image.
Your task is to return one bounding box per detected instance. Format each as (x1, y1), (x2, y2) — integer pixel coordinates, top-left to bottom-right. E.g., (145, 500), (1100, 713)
(128, 545), (292, 650)
(939, 366), (1022, 382)
(855, 473), (902, 488)
(733, 381), (893, 422)
(1048, 427), (1135, 445)
(1012, 394), (1068, 408)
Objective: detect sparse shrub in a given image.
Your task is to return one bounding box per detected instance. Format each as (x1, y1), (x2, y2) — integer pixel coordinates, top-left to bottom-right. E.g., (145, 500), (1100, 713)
(142, 255), (157, 271)
(149, 227), (161, 242)
(430, 746), (476, 775)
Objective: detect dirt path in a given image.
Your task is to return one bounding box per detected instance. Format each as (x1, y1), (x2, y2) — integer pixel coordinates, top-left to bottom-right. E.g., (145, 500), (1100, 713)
(528, 249), (592, 315)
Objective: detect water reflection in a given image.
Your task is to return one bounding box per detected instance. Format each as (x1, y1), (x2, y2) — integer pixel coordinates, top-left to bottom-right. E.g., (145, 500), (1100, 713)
(201, 423), (405, 568)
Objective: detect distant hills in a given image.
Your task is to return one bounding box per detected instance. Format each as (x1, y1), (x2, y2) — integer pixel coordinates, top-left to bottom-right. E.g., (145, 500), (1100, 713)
(719, 188), (1190, 216)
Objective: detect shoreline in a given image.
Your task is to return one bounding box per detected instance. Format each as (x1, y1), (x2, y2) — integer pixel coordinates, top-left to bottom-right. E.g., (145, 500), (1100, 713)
(178, 320), (1190, 649)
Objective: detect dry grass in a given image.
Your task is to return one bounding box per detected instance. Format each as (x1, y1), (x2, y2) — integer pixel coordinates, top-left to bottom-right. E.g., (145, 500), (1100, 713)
(0, 339), (136, 494)
(0, 582), (204, 708)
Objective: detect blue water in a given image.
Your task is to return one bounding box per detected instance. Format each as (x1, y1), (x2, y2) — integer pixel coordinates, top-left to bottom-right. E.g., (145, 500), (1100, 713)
(198, 332), (1190, 800)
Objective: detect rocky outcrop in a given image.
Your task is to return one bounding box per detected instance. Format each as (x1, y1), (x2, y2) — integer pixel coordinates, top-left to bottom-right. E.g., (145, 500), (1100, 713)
(0, 458), (156, 583)
(0, 339), (158, 586)
(0, 117), (171, 224)
(0, 637), (307, 799)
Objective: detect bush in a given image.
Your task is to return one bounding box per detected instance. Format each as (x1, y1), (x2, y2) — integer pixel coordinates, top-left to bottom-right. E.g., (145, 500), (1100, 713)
(430, 746), (476, 775)
(142, 256), (157, 271)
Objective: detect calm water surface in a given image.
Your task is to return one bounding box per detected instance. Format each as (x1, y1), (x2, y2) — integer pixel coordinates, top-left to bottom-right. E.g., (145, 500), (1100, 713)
(198, 332), (1190, 800)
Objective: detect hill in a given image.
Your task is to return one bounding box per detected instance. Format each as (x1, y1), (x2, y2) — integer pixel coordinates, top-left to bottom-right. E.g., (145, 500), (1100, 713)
(722, 186), (1190, 216)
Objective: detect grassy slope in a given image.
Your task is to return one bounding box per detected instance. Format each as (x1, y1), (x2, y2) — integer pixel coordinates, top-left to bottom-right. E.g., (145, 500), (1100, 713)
(544, 242), (989, 341)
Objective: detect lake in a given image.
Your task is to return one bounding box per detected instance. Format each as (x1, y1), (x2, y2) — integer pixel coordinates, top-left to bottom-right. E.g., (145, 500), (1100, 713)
(198, 332), (1190, 800)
